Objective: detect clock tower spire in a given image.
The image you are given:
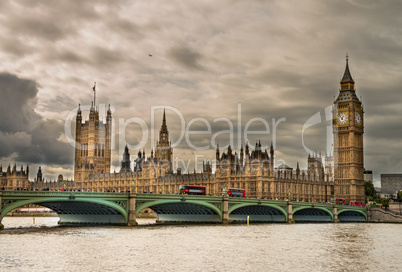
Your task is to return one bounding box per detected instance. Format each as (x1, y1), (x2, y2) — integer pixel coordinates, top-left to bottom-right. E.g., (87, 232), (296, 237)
(155, 109), (173, 173)
(333, 55), (365, 203)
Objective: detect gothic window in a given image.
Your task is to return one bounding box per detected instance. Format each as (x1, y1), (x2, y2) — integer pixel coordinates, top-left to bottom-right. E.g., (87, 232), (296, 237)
(250, 182), (256, 192)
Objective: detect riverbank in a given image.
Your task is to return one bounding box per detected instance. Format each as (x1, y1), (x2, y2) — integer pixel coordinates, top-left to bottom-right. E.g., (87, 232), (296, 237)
(368, 207), (402, 223)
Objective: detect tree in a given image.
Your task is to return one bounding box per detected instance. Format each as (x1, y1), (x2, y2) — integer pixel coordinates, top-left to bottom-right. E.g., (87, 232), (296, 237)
(381, 198), (390, 209)
(397, 190), (402, 202)
(365, 180), (377, 199)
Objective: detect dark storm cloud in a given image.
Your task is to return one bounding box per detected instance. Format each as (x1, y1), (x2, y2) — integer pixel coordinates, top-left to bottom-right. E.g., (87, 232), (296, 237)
(169, 45), (204, 70)
(0, 73), (40, 133)
(0, 73), (73, 165)
(18, 119), (73, 165)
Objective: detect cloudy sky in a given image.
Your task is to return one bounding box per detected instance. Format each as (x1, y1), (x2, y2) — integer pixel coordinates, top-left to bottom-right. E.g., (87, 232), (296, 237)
(0, 0), (401, 186)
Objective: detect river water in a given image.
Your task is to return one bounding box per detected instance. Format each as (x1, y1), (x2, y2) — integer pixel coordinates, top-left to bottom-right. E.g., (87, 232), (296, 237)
(0, 217), (401, 272)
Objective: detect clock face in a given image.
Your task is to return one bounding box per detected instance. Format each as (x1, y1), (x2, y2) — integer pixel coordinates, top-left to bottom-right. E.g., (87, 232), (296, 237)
(337, 112), (348, 125)
(355, 112), (362, 125)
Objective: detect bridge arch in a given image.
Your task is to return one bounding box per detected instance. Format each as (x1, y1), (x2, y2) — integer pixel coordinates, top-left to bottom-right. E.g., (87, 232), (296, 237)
(1, 197), (128, 225)
(229, 203), (287, 222)
(136, 199), (222, 222)
(292, 206), (333, 222)
(337, 209), (367, 222)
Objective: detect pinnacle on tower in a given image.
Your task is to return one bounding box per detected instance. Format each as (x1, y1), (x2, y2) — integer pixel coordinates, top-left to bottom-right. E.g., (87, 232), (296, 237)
(162, 109), (167, 128)
(341, 53), (354, 84)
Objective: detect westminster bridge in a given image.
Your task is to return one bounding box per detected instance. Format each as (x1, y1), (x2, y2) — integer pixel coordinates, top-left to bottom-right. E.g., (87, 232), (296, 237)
(0, 191), (367, 230)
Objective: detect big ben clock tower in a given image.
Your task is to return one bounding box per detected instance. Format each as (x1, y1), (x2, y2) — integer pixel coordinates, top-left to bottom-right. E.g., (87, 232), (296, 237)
(333, 55), (365, 203)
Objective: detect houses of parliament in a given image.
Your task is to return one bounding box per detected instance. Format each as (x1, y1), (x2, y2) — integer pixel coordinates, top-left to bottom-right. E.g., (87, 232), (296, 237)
(0, 59), (365, 203)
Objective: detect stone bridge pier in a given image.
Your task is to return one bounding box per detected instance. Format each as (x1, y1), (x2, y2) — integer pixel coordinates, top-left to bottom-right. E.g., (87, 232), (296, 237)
(222, 196), (230, 224)
(333, 205), (339, 223)
(127, 193), (138, 226)
(287, 201), (294, 224)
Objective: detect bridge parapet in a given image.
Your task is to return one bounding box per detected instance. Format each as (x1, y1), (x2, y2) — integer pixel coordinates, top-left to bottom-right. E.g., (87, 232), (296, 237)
(0, 191), (368, 230)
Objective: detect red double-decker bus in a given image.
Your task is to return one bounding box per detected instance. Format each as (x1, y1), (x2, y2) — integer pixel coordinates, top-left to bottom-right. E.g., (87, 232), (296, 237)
(335, 198), (347, 205)
(349, 201), (365, 207)
(179, 185), (206, 195)
(227, 188), (245, 198)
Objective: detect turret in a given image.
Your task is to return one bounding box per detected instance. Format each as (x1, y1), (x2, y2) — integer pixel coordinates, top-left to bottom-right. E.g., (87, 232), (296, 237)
(37, 166), (43, 182)
(120, 145), (131, 172)
(76, 104), (82, 124)
(340, 54), (355, 91)
(89, 101), (96, 120)
(270, 142), (274, 171)
(107, 104), (112, 125)
(240, 144), (244, 166)
(216, 144), (220, 161)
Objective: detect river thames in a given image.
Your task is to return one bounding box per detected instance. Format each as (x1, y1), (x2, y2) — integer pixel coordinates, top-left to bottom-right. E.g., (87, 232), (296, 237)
(0, 217), (401, 271)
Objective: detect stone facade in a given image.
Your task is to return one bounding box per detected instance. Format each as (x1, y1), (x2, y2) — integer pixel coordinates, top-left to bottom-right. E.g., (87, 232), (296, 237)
(0, 164), (29, 190)
(74, 102), (112, 186)
(333, 57), (365, 203)
(79, 109), (336, 202)
(84, 145), (335, 202)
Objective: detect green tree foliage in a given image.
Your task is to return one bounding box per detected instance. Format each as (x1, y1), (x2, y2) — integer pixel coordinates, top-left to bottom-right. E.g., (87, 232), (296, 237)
(365, 180), (377, 199)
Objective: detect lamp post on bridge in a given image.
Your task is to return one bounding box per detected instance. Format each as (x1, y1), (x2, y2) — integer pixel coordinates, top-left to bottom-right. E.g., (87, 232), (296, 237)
(333, 194), (339, 223)
(223, 183), (228, 197)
